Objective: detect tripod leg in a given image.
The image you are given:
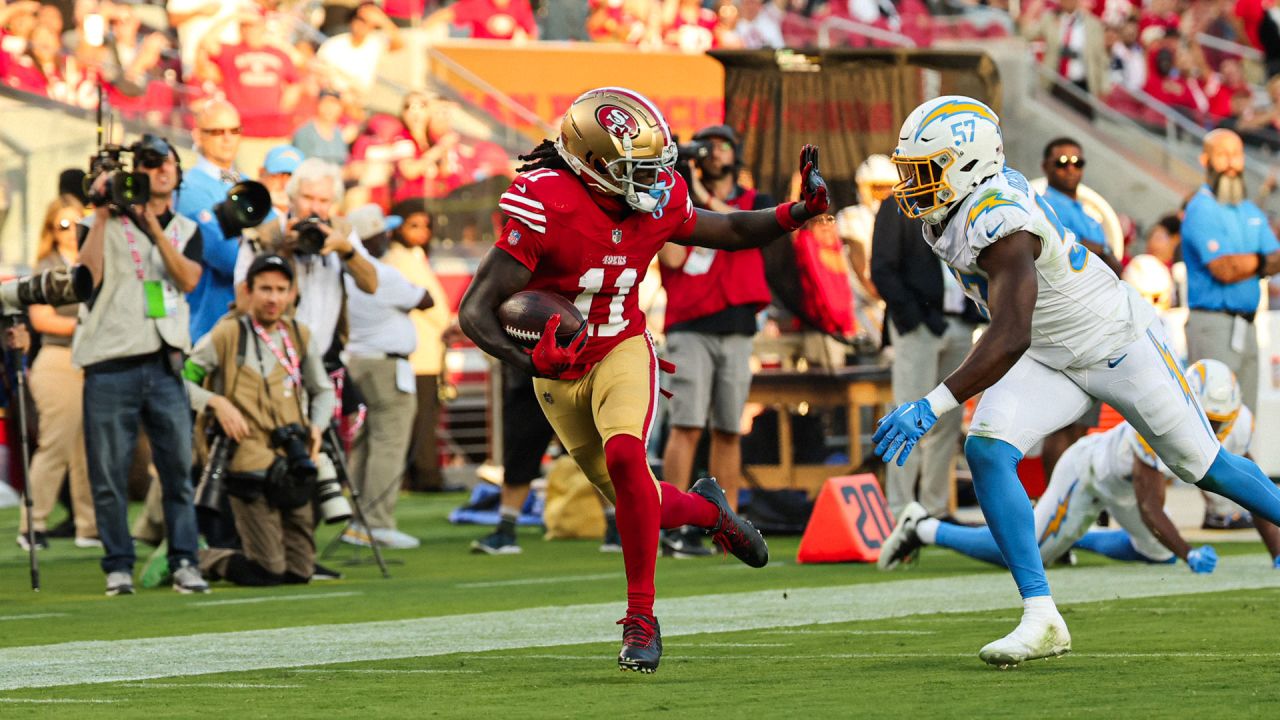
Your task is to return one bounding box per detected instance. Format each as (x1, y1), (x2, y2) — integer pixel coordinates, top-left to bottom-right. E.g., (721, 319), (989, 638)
(325, 429), (390, 578)
(9, 342), (40, 591)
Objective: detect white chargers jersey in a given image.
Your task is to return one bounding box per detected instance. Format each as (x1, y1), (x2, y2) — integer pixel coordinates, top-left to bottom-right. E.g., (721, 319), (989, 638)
(923, 168), (1155, 370)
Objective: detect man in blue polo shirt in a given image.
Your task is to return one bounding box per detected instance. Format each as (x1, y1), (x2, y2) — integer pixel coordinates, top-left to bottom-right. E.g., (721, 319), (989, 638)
(1183, 129), (1280, 414)
(1037, 137), (1124, 480)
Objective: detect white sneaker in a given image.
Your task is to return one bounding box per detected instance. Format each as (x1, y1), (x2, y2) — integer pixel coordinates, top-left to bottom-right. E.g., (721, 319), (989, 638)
(979, 606), (1072, 668)
(74, 536), (104, 549)
(172, 559), (210, 594)
(105, 571), (135, 596)
(877, 502), (929, 570)
(370, 527), (420, 549)
(340, 523), (372, 547)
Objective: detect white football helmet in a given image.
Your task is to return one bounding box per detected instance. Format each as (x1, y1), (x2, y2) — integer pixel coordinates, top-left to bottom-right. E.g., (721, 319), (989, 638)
(855, 153), (897, 206)
(892, 95), (1004, 225)
(1121, 254), (1174, 312)
(1186, 359), (1241, 440)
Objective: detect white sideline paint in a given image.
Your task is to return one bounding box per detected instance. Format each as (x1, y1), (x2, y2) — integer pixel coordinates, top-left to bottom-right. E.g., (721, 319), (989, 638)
(194, 591), (362, 607)
(117, 683), (302, 689)
(0, 698), (120, 704)
(455, 573), (621, 589)
(0, 613), (68, 622)
(2, 560), (1279, 691)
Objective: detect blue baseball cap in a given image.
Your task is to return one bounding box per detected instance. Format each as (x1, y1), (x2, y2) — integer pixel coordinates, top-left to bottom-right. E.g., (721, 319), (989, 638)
(263, 145), (304, 175)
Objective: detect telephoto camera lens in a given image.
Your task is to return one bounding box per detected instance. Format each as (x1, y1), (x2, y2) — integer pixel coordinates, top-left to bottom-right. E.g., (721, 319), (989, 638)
(196, 432), (238, 514)
(314, 453), (353, 525)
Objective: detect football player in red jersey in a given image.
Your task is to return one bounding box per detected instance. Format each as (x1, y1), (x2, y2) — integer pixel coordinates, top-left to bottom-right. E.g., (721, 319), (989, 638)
(459, 86), (829, 673)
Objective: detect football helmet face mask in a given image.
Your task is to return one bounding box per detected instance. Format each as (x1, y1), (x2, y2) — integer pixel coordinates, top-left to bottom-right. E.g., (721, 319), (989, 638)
(555, 87), (678, 214)
(892, 95), (1004, 225)
(1186, 359), (1241, 440)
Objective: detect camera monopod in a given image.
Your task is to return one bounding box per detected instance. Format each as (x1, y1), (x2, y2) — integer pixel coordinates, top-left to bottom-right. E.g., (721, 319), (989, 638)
(3, 317), (39, 592)
(322, 426), (390, 579)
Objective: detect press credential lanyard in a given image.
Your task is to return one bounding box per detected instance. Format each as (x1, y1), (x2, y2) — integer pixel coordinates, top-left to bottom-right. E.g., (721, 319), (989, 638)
(251, 319), (302, 390)
(123, 217), (179, 318)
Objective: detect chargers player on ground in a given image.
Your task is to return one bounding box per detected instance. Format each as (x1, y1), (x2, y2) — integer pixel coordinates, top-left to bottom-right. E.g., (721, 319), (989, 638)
(459, 87), (830, 674)
(873, 95), (1280, 668)
(879, 359), (1280, 574)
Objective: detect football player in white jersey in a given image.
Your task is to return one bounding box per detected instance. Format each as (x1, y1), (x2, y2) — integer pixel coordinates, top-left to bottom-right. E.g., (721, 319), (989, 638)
(878, 360), (1280, 576)
(872, 96), (1280, 668)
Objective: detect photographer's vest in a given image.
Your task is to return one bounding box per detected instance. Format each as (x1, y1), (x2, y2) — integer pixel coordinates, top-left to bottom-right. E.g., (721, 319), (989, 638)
(73, 213), (197, 368)
(202, 314), (312, 475)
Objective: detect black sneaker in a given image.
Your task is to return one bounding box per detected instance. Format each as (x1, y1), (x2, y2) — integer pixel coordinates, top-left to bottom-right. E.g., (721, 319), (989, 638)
(16, 531), (49, 551)
(660, 526), (712, 558)
(312, 562), (344, 581)
(471, 529), (522, 555)
(617, 613), (662, 673)
(691, 477), (768, 568)
(600, 516), (622, 553)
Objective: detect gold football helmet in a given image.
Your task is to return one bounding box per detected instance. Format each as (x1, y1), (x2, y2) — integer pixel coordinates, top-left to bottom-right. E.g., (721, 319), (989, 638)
(555, 87), (677, 213)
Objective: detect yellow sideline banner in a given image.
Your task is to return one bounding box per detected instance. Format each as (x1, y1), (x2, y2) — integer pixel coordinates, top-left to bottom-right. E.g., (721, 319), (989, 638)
(429, 41), (725, 142)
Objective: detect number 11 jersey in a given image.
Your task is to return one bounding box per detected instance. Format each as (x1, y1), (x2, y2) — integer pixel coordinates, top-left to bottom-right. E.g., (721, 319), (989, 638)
(495, 167), (697, 378)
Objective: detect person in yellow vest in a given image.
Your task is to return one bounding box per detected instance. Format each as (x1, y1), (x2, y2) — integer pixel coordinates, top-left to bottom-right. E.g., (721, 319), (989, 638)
(385, 198), (458, 492)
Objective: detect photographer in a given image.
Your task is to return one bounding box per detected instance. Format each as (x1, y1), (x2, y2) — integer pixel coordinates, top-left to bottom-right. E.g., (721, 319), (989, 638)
(235, 158), (377, 362)
(76, 134), (208, 596)
(186, 254), (335, 586)
(656, 124), (772, 558)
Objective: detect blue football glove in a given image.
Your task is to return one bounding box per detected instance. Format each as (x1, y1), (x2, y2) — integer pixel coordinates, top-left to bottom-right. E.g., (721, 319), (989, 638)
(1272, 555), (1280, 570)
(872, 399), (938, 467)
(1186, 545), (1218, 574)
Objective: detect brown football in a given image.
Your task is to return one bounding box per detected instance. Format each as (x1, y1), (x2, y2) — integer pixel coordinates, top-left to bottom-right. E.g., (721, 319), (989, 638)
(497, 290), (586, 349)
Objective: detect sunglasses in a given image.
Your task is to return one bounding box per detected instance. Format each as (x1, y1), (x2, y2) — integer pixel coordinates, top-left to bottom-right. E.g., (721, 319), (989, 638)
(1053, 155), (1086, 169)
(201, 127), (242, 137)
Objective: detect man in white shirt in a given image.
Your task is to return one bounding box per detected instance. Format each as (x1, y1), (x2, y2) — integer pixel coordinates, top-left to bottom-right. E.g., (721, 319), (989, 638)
(340, 205), (434, 550)
(316, 2), (404, 96)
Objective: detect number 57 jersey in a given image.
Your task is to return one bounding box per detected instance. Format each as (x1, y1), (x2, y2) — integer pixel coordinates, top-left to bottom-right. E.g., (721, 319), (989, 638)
(495, 168), (697, 378)
(923, 168), (1155, 370)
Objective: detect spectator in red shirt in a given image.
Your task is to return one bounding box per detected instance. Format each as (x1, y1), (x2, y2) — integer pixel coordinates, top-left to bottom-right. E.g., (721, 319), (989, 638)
(663, 0), (720, 52)
(347, 112), (417, 211)
(426, 0), (538, 41)
(394, 92), (514, 203)
(587, 0), (654, 45)
(4, 23), (94, 105)
(1237, 74), (1280, 149)
(1206, 57), (1253, 125)
(1138, 0), (1181, 39)
(196, 9), (301, 139)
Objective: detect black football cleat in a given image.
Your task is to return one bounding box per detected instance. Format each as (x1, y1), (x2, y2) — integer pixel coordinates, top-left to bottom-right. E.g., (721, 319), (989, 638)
(691, 477), (769, 568)
(617, 614), (662, 674)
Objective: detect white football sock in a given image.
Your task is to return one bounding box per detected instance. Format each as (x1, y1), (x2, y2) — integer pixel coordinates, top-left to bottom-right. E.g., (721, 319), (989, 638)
(916, 517), (940, 545)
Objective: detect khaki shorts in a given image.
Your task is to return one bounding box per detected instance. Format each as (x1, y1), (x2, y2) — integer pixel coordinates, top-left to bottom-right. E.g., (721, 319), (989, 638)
(662, 331), (753, 433)
(533, 333), (662, 505)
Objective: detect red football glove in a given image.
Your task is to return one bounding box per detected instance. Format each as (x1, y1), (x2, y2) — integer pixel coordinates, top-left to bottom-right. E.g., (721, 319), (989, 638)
(528, 314), (588, 378)
(799, 144), (830, 216)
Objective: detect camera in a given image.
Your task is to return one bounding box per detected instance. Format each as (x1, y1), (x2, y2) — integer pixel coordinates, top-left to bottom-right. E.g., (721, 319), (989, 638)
(0, 265), (94, 317)
(270, 423), (318, 482)
(677, 139), (712, 165)
(214, 181), (272, 238)
(195, 426), (238, 514)
(291, 216), (329, 256)
(314, 453), (353, 525)
(85, 135), (177, 212)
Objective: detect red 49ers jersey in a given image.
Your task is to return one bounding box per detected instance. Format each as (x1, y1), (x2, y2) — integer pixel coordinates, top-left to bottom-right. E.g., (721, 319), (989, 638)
(495, 168), (697, 376)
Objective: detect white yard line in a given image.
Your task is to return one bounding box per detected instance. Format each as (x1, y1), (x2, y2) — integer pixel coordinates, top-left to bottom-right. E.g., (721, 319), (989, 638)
(1, 560), (1278, 691)
(761, 629), (938, 635)
(0, 613), (68, 622)
(0, 698), (121, 704)
(454, 573), (621, 589)
(116, 683), (301, 689)
(290, 669), (481, 675)
(194, 591), (363, 607)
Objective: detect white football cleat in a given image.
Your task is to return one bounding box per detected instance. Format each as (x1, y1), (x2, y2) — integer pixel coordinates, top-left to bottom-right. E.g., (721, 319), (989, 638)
(877, 502), (929, 570)
(978, 608), (1072, 668)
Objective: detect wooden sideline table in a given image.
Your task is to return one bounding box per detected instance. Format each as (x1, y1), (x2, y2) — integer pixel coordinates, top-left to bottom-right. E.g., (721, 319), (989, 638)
(745, 365), (892, 495)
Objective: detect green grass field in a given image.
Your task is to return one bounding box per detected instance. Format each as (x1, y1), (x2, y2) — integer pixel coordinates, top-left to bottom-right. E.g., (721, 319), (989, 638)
(3, 493), (1280, 718)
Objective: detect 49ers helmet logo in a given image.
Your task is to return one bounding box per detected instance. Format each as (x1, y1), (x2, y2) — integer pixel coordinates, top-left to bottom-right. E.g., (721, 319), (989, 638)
(596, 104), (641, 138)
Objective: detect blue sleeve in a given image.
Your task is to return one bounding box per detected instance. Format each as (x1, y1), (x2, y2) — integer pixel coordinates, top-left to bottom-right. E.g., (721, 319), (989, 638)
(1179, 198), (1219, 266)
(196, 213), (240, 277)
(1255, 205), (1279, 254)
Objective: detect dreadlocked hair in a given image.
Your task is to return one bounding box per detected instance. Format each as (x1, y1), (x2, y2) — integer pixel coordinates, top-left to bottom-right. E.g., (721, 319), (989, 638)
(517, 138), (574, 174)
